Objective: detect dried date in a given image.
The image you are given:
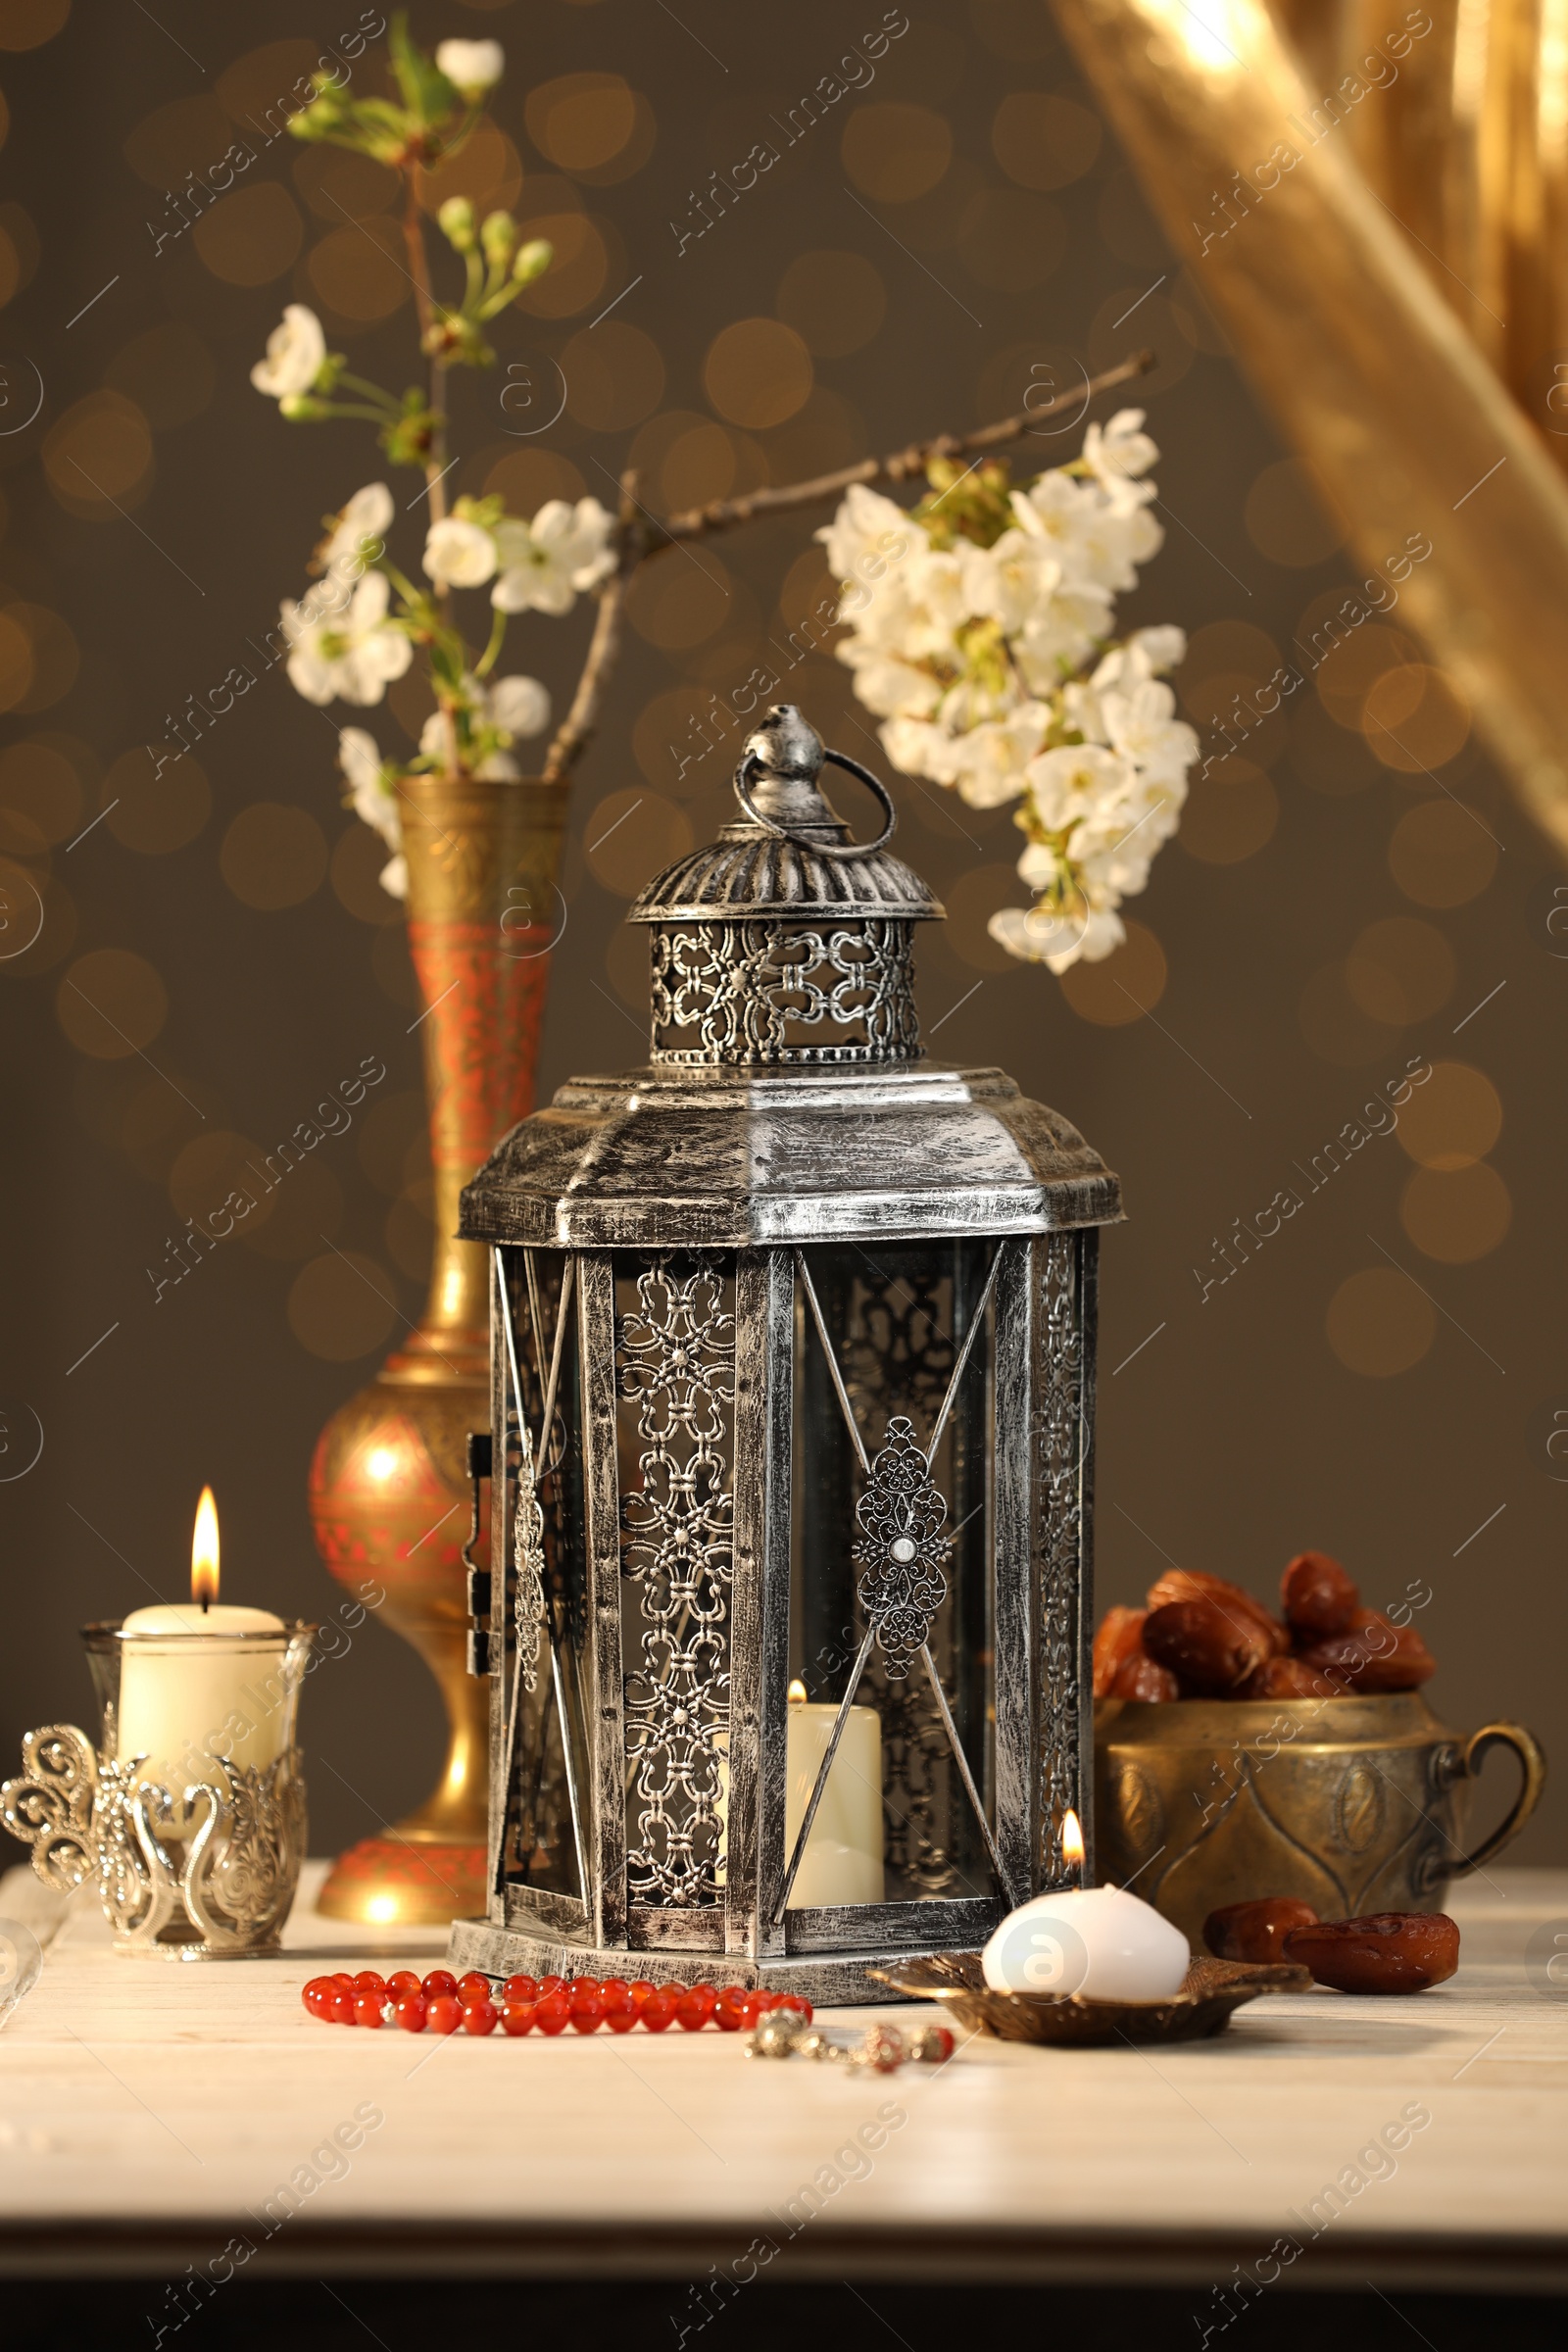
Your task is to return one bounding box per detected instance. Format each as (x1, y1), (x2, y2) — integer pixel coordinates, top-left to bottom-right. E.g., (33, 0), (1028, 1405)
(1298, 1608), (1435, 1691)
(1281, 1550), (1360, 1640)
(1235, 1653), (1348, 1699)
(1093, 1605), (1148, 1699)
(1147, 1568), (1289, 1657)
(1143, 1598), (1273, 1693)
(1203, 1896), (1321, 1965)
(1283, 1912), (1459, 1993)
(1108, 1648), (1180, 1702)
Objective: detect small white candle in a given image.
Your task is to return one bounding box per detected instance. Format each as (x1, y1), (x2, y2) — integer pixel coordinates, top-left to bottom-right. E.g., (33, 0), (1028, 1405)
(983, 1884), (1190, 1999)
(714, 1681), (886, 1909)
(783, 1685), (884, 1910)
(117, 1488), (286, 1791)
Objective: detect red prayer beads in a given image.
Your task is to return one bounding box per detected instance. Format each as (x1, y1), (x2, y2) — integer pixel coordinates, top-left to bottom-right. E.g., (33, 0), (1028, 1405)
(300, 1972), (814, 2037)
(534, 1989), (570, 2034)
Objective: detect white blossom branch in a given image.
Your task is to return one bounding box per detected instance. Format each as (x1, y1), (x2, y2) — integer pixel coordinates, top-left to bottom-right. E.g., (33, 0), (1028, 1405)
(660, 348), (1154, 544)
(541, 348), (1156, 786)
(543, 471), (639, 787)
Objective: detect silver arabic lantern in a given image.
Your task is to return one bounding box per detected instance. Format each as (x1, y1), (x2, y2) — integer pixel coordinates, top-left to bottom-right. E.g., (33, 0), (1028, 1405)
(449, 704), (1121, 2001)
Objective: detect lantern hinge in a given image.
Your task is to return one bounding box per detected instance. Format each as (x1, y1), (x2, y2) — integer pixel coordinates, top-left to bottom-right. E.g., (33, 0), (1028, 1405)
(464, 1429), (494, 1678)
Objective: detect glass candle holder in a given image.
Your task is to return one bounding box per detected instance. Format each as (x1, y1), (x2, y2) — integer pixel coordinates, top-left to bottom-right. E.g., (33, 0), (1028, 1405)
(0, 1620), (316, 1959)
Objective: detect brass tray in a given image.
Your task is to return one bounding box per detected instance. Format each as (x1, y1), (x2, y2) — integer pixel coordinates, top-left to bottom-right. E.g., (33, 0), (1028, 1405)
(869, 1950), (1311, 2046)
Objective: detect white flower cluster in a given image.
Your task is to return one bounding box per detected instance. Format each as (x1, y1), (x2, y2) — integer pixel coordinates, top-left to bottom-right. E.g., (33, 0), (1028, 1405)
(337, 669), (551, 904)
(819, 411), (1198, 973)
(272, 481), (555, 902)
(416, 673), (551, 777)
(250, 303), (326, 402)
(337, 727), (409, 901)
(280, 483), (409, 707)
(246, 22), (608, 915)
(435, 38), (505, 95)
(422, 497), (615, 614)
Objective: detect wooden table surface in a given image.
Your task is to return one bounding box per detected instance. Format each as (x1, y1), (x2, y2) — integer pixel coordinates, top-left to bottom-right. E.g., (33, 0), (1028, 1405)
(1, 1862), (1565, 2292)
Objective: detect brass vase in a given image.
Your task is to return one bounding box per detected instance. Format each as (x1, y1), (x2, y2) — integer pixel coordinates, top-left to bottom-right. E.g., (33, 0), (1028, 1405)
(310, 773), (568, 1926)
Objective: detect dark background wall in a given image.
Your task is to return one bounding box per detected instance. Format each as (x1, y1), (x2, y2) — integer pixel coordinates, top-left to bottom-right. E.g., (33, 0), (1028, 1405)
(1, 0), (1560, 1870)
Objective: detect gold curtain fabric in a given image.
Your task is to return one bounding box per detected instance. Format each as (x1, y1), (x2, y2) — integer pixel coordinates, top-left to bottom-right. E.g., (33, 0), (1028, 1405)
(1053, 0), (1568, 857)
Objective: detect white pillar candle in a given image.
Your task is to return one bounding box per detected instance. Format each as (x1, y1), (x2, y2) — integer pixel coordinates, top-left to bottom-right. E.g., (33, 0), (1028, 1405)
(783, 1691), (884, 1910)
(714, 1684), (886, 1909)
(115, 1489), (286, 1791)
(982, 1884), (1190, 2000)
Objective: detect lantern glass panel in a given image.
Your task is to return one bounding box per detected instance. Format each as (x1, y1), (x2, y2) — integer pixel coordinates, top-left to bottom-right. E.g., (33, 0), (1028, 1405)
(791, 1239), (999, 1908)
(497, 1247), (590, 1901)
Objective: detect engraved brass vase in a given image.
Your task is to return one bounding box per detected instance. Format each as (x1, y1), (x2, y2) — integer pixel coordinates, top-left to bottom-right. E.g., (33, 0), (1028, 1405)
(309, 773), (567, 1927)
(1095, 1691), (1545, 1948)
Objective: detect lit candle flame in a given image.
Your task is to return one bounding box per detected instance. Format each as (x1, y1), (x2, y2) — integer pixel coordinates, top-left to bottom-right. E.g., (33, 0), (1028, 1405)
(1061, 1808), (1085, 1873)
(191, 1487), (220, 1612)
(787, 1678), (808, 1706)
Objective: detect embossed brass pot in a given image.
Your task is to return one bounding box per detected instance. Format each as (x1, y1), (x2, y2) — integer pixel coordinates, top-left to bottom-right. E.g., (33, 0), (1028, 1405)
(1096, 1693), (1544, 1948)
(310, 773), (568, 1927)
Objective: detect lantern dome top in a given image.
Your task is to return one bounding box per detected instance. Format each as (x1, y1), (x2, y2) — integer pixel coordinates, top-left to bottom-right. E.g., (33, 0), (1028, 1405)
(459, 697), (1122, 1247)
(628, 704), (942, 927)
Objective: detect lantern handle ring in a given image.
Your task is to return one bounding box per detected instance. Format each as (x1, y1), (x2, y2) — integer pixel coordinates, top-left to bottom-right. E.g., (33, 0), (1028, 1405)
(736, 747), (897, 859)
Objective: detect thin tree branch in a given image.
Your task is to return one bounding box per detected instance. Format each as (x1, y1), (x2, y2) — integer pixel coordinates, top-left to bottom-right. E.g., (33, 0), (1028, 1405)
(404, 166), (460, 774)
(539, 349), (1157, 784)
(543, 469), (639, 786)
(402, 172), (446, 507)
(657, 350), (1154, 545)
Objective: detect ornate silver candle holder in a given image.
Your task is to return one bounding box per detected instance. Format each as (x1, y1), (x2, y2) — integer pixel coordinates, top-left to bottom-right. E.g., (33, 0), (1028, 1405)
(0, 1621), (316, 1959)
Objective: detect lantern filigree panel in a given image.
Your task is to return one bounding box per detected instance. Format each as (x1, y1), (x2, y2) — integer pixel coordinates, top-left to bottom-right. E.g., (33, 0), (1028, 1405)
(791, 1240), (999, 1910)
(613, 1252), (736, 1914)
(1036, 1231), (1097, 1886)
(491, 1248), (590, 1905)
(649, 919), (919, 1065)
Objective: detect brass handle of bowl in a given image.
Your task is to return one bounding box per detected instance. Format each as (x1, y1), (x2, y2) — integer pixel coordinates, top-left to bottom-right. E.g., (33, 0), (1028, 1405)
(1449, 1722), (1547, 1876)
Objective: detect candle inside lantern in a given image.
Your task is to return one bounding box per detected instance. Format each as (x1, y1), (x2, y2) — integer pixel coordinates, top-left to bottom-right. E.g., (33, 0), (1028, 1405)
(714, 1679), (886, 1908)
(981, 1811), (1189, 1999)
(783, 1680), (884, 1910)
(117, 1488), (287, 1791)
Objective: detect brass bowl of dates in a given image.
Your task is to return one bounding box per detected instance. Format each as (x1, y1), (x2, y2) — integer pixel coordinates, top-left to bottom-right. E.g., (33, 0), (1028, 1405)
(870, 1951), (1310, 2046)
(1093, 1555), (1544, 1947)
